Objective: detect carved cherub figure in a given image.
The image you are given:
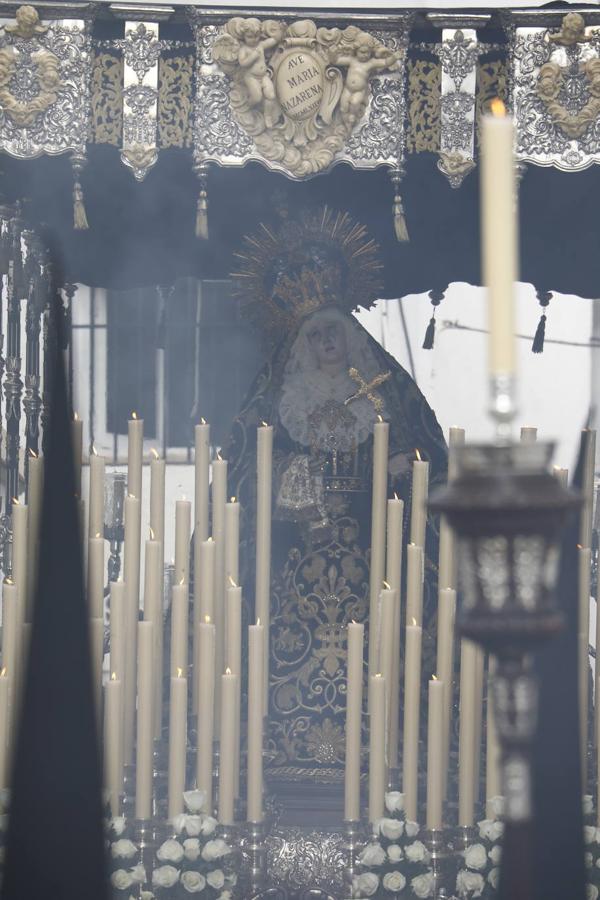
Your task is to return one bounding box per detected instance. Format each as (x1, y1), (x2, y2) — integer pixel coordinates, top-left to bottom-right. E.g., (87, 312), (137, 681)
(236, 18), (282, 128)
(549, 12), (591, 47)
(335, 33), (399, 127)
(5, 5), (47, 39)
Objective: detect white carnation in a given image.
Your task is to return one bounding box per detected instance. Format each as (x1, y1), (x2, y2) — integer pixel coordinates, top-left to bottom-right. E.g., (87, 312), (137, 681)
(111, 816), (127, 836)
(152, 865), (180, 889)
(207, 869), (225, 890)
(405, 840), (428, 864)
(379, 817), (404, 841)
(382, 871), (406, 892)
(111, 839), (138, 859)
(156, 838), (184, 864)
(183, 790), (206, 813)
(353, 872), (379, 896)
(183, 838), (201, 861)
(464, 843), (488, 871)
(478, 819), (504, 842)
(584, 826), (597, 845)
(405, 820), (419, 838)
(588, 886), (599, 900)
(172, 814), (187, 835)
(182, 816), (203, 837)
(384, 791), (404, 813)
(489, 845), (502, 865)
(130, 865), (146, 885)
(201, 838), (232, 862)
(488, 867), (500, 889)
(110, 869), (133, 891)
(456, 869), (485, 898)
(200, 816), (218, 836)
(358, 842), (386, 866)
(387, 843), (403, 862)
(583, 795), (594, 816)
(411, 872), (435, 899)
(181, 871), (206, 893)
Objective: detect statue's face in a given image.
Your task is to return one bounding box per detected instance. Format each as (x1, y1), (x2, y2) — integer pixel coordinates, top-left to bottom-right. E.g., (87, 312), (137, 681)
(306, 317), (348, 369)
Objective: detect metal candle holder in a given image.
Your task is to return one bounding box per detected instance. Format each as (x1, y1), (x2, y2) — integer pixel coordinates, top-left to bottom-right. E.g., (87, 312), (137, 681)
(342, 818), (366, 893)
(422, 827), (454, 899)
(245, 819), (267, 893)
(430, 440), (578, 892)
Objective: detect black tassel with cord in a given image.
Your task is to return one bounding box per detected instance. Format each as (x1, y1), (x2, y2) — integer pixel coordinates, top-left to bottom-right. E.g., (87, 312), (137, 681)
(70, 154), (88, 231)
(532, 289), (552, 354)
(422, 288), (445, 350)
(194, 162), (209, 240)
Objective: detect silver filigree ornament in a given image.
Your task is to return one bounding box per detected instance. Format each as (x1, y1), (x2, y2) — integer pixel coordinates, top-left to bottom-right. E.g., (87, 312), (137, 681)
(118, 20), (162, 182)
(114, 22), (166, 83)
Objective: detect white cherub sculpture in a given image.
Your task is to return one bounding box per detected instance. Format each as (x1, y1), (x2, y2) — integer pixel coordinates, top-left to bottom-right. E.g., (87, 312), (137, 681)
(335, 33), (399, 127)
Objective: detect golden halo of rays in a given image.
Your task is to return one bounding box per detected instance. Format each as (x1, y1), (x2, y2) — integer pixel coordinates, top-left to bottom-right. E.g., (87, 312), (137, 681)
(231, 206), (384, 346)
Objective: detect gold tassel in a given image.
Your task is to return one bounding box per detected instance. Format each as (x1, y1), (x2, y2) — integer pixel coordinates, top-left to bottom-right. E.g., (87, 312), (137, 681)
(73, 177), (88, 231)
(393, 193), (409, 242)
(196, 190), (208, 240)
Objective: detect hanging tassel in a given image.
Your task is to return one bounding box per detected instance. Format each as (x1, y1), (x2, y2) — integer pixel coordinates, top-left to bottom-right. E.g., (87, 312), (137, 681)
(393, 193), (409, 242)
(532, 313), (546, 353)
(532, 289), (551, 354)
(71, 155), (88, 231)
(422, 315), (436, 350)
(196, 189), (208, 240)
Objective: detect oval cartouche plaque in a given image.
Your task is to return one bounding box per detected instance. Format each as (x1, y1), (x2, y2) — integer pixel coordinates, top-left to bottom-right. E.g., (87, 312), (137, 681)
(275, 50), (324, 121)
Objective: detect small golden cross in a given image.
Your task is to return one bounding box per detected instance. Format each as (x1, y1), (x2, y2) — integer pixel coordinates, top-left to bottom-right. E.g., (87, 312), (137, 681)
(344, 367), (391, 414)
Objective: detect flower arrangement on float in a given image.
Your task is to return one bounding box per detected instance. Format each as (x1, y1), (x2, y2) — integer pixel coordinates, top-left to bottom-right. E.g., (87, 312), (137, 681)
(455, 796), (504, 899)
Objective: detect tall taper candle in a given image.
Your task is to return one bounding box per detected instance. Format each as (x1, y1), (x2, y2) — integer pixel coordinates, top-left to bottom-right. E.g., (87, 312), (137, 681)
(104, 674), (123, 816)
(344, 621), (364, 822)
(458, 639), (478, 826)
(72, 413), (83, 497)
(136, 620), (154, 819)
(109, 580), (126, 684)
(195, 422), (210, 544)
(196, 619), (215, 812)
(0, 670), (9, 789)
(143, 538), (163, 739)
(2, 580), (17, 738)
(226, 582), (242, 797)
(247, 620), (265, 822)
(11, 500), (28, 701)
(581, 430), (596, 550)
(26, 453), (43, 621)
(472, 645), (485, 803)
(174, 499), (191, 587)
(168, 669), (187, 820)
(378, 586), (396, 766)
(225, 498), (240, 587)
(256, 424), (273, 705)
(369, 673), (386, 823)
(426, 676), (444, 829)
(150, 452), (166, 546)
(386, 496), (404, 770)
(481, 100), (517, 377)
(409, 455), (429, 549)
(406, 544), (424, 627)
(368, 419), (389, 688)
(88, 450), (105, 541)
(403, 621), (422, 821)
(193, 537), (215, 717)
(436, 587), (456, 800)
(127, 414), (144, 500)
(580, 545), (592, 785)
(171, 581), (189, 676)
(123, 494), (141, 763)
(218, 670), (238, 825)
(212, 457), (228, 725)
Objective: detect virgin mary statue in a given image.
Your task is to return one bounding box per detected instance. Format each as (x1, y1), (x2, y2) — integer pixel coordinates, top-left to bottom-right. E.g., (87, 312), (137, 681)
(226, 208), (447, 794)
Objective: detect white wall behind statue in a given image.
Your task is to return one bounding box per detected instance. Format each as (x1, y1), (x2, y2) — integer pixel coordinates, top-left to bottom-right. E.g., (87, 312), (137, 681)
(356, 282), (594, 472)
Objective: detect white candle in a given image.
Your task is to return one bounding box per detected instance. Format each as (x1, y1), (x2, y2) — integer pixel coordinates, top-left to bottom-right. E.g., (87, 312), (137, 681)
(123, 494), (141, 763)
(473, 645), (485, 802)
(344, 621), (364, 822)
(127, 414), (144, 500)
(196, 619), (215, 812)
(403, 621), (422, 821)
(368, 673), (386, 823)
(225, 498), (240, 588)
(436, 587), (456, 801)
(226, 582), (242, 798)
(458, 639), (478, 826)
(150, 452), (166, 546)
(143, 539), (163, 740)
(486, 655), (501, 817)
(247, 620), (265, 822)
(11, 500), (27, 700)
(409, 456), (429, 549)
(26, 453), (43, 620)
(168, 669), (188, 820)
(256, 425), (273, 706)
(406, 544), (424, 627)
(136, 620), (154, 820)
(378, 586), (396, 767)
(87, 537), (105, 620)
(174, 499), (191, 587)
(88, 451), (105, 541)
(109, 580), (126, 683)
(0, 670), (9, 789)
(481, 101), (517, 376)
(193, 538), (215, 717)
(72, 414), (83, 497)
(581, 430), (596, 550)
(581, 545), (592, 785)
(368, 420), (389, 689)
(2, 580), (17, 737)
(104, 674), (123, 816)
(171, 582), (189, 677)
(426, 676), (445, 829)
(520, 426), (537, 443)
(386, 497), (404, 770)
(194, 422), (210, 543)
(218, 669), (238, 825)
(212, 457), (228, 725)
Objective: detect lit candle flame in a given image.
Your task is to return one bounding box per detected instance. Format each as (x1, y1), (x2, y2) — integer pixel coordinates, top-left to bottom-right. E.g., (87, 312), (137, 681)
(230, 496), (236, 503)
(95, 532), (101, 539)
(411, 617), (417, 627)
(577, 544), (583, 550)
(111, 672), (117, 681)
(256, 617), (261, 626)
(382, 580), (391, 590)
(205, 615), (211, 624)
(216, 450), (223, 461)
(490, 97), (506, 118)
(200, 417), (207, 425)
(0, 668), (6, 678)
(393, 492), (399, 501)
(375, 672), (383, 678)
(11, 497), (19, 505)
(131, 411), (138, 420)
(177, 667), (183, 678)
(149, 527), (155, 540)
(150, 447), (159, 459)
(261, 421), (269, 428)
(28, 448), (37, 458)
(91, 444), (98, 456)
(4, 577), (13, 585)
(415, 448), (422, 461)
(179, 577), (185, 586)
(432, 674), (438, 681)
(228, 575), (237, 588)
(377, 414), (383, 423)
(207, 536), (213, 543)
(225, 667), (232, 675)
(73, 411), (79, 422)
(127, 493), (135, 499)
